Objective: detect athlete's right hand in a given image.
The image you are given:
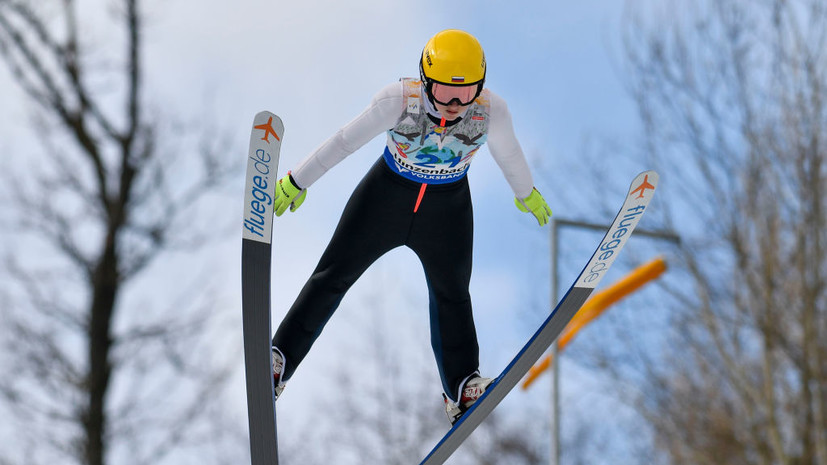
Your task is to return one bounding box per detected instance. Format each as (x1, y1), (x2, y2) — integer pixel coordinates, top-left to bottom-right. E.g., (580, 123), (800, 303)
(273, 172), (307, 216)
(515, 188), (552, 226)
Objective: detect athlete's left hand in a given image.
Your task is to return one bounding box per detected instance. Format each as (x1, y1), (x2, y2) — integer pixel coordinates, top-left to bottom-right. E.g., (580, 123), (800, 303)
(273, 172), (307, 216)
(515, 188), (552, 226)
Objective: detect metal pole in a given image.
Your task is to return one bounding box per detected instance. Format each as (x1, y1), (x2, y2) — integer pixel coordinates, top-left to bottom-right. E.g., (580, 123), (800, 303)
(547, 218), (679, 465)
(550, 218), (560, 465)
(555, 218), (681, 243)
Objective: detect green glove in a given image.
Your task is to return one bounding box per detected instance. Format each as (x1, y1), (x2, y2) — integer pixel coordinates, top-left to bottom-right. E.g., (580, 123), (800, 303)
(515, 188), (552, 226)
(273, 172), (307, 217)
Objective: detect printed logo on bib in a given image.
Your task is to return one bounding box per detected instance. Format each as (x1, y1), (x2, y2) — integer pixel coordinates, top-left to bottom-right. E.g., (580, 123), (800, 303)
(407, 97), (421, 114)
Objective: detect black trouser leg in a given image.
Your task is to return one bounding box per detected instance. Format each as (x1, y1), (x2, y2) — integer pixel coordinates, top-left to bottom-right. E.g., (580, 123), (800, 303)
(408, 177), (478, 401)
(273, 158), (481, 395)
(272, 160), (410, 380)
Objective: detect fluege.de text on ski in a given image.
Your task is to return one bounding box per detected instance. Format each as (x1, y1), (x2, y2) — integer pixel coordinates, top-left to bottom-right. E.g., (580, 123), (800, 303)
(580, 204), (647, 286)
(244, 148), (274, 239)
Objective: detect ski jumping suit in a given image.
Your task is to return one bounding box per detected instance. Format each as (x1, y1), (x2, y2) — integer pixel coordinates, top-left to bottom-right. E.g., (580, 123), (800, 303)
(272, 79), (535, 401)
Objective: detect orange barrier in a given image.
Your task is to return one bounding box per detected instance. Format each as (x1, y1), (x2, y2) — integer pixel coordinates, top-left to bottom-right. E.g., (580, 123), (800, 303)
(521, 256), (667, 390)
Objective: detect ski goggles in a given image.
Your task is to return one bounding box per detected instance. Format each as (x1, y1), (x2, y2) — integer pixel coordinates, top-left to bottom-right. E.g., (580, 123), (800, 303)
(428, 81), (483, 106)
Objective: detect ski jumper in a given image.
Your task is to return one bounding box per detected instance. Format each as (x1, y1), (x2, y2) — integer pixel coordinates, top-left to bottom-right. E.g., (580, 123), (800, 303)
(272, 79), (534, 401)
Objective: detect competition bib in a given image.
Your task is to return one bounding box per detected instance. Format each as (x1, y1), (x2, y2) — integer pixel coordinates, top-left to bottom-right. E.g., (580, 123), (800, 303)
(384, 78), (490, 184)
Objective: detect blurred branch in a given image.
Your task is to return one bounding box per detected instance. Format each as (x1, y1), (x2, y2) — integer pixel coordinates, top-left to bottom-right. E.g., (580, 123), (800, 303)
(586, 0), (827, 463)
(0, 1), (244, 464)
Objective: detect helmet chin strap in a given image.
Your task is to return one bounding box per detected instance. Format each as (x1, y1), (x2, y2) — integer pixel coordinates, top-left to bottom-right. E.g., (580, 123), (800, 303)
(419, 60), (435, 106)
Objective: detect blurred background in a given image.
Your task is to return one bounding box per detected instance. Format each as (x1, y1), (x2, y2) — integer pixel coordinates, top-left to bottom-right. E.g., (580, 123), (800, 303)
(0, 0), (825, 464)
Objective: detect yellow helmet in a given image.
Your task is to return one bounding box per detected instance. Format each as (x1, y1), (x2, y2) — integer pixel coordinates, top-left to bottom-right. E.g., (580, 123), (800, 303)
(419, 30), (486, 105)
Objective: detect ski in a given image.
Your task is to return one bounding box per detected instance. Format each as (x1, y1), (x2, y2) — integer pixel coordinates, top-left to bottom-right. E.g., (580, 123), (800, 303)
(241, 111), (283, 465)
(419, 170), (659, 465)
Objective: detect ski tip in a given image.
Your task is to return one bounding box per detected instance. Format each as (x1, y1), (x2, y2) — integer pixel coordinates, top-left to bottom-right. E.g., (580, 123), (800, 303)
(250, 111), (284, 150)
(254, 110), (280, 121)
(244, 111), (283, 244)
(627, 170), (658, 201)
(253, 111), (284, 132)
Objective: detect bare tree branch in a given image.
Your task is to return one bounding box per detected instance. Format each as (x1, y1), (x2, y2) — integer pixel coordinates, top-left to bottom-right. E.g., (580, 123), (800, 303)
(584, 0), (827, 463)
(0, 1), (244, 464)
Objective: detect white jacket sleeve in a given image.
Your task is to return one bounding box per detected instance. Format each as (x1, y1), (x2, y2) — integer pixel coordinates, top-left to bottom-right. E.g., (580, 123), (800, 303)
(291, 82), (405, 188)
(486, 91), (535, 200)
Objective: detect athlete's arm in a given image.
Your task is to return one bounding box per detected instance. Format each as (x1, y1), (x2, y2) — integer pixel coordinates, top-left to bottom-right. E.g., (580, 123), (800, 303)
(485, 90), (535, 200)
(291, 82), (404, 188)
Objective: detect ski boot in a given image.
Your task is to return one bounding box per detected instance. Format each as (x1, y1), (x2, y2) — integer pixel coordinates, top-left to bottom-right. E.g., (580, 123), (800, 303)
(443, 374), (494, 424)
(272, 347), (286, 399)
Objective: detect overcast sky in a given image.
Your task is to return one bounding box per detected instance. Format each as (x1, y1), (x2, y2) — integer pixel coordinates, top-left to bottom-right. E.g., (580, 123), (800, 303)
(0, 0), (667, 462)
